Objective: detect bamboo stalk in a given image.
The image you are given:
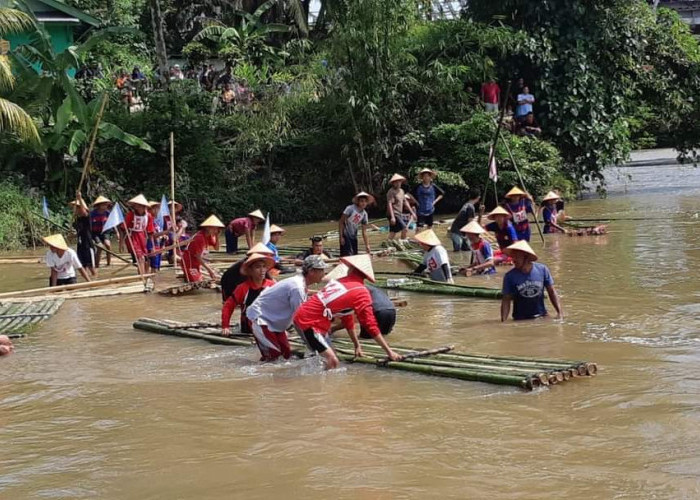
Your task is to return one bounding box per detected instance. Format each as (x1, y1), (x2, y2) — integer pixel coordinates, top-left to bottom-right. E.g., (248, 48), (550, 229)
(94, 243), (133, 266)
(376, 345), (454, 365)
(77, 93), (109, 195)
(0, 275), (153, 299)
(133, 320), (254, 347)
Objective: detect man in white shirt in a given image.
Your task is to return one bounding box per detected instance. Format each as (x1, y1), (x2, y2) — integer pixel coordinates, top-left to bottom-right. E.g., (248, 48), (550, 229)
(43, 234), (92, 287)
(246, 255), (329, 361)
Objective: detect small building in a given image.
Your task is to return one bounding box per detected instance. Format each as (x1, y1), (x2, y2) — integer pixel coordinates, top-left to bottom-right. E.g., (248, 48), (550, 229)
(4, 0), (100, 56)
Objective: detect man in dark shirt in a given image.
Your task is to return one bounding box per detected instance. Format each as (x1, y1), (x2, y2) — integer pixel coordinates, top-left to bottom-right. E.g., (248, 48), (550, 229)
(359, 285), (396, 339)
(448, 188), (480, 252)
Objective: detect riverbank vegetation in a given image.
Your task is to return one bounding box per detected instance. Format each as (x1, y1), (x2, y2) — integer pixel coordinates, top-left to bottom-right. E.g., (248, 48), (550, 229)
(2, 0), (700, 245)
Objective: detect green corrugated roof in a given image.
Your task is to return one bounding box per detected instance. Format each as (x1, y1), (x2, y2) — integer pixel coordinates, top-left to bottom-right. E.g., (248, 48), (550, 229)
(31, 0), (101, 27)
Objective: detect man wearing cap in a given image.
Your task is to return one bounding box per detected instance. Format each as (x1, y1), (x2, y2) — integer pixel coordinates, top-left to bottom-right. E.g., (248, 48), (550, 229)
(43, 234), (92, 286)
(180, 215), (225, 282)
(246, 255), (330, 361)
(220, 243), (275, 301)
(501, 241), (563, 321)
(225, 209), (265, 254)
(387, 174), (415, 240)
(413, 168), (444, 231)
(293, 254), (402, 369)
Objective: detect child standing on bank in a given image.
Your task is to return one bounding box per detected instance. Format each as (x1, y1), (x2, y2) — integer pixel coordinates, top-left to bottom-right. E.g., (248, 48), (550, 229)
(339, 192), (372, 257)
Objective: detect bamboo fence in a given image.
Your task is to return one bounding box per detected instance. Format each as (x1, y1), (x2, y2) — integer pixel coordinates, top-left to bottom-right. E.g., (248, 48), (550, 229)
(0, 298), (64, 334)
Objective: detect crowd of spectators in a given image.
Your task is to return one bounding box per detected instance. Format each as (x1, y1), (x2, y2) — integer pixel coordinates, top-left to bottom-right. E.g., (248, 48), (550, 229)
(477, 77), (542, 137)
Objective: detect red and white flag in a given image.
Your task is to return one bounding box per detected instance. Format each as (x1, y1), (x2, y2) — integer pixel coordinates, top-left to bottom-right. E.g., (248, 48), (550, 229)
(488, 146), (498, 182)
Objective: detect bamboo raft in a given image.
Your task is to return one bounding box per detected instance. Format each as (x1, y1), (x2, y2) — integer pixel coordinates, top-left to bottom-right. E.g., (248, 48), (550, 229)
(158, 279), (219, 296)
(0, 298), (64, 334)
(375, 277), (502, 299)
(0, 275), (154, 301)
(132, 318), (596, 391)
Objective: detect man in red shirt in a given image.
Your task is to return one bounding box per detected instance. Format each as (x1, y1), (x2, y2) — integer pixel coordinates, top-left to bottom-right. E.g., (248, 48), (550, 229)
(292, 254), (403, 370)
(480, 78), (501, 113)
(180, 215), (225, 282)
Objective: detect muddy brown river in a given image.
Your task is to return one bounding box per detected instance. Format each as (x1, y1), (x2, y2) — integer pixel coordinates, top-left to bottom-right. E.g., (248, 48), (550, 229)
(1, 151), (699, 498)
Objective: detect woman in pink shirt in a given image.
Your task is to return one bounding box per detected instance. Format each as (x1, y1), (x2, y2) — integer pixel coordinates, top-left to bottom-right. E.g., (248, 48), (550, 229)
(225, 209), (264, 253)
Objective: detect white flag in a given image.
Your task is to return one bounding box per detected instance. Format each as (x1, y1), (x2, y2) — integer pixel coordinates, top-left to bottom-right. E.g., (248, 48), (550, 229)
(102, 203), (125, 233)
(488, 146), (498, 182)
(261, 213), (271, 245)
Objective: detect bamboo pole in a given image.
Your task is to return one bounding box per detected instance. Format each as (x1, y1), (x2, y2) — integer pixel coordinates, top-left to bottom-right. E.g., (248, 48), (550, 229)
(0, 274), (153, 299)
(77, 93), (109, 196)
(169, 132), (188, 283)
(133, 319), (254, 347)
(377, 345), (454, 365)
(94, 243), (133, 266)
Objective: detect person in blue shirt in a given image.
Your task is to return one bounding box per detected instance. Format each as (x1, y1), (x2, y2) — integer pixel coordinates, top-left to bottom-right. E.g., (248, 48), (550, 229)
(413, 168), (444, 230)
(500, 241), (563, 321)
(484, 206), (518, 250)
(504, 186), (535, 241)
(540, 191), (568, 234)
(516, 86), (535, 120)
(266, 224), (285, 263)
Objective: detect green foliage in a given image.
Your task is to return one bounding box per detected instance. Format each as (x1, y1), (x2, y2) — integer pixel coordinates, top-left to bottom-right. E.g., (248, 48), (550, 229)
(0, 181), (49, 251)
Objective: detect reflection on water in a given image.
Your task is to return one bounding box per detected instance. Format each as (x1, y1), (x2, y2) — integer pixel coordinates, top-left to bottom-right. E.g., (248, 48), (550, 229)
(2, 159), (700, 498)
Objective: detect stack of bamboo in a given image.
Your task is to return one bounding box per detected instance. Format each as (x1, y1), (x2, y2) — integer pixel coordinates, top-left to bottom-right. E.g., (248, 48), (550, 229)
(132, 318), (596, 391)
(157, 279), (219, 296)
(0, 275), (153, 301)
(0, 298), (64, 334)
(374, 277), (503, 300)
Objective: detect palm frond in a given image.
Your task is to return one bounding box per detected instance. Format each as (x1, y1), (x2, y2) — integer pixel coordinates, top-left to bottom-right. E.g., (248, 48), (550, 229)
(0, 7), (34, 35)
(0, 97), (39, 143)
(0, 54), (14, 91)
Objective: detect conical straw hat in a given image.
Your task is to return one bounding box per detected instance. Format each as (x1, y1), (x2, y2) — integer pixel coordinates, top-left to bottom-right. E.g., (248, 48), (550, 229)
(352, 191), (376, 205)
(148, 201), (160, 208)
(69, 198), (88, 210)
(128, 194), (150, 207)
(340, 254), (375, 282)
(505, 186), (527, 198)
(269, 224), (285, 234)
(542, 191), (560, 202)
(488, 206), (511, 219)
(460, 220), (485, 235)
(248, 209), (265, 220)
(323, 263), (349, 282)
(413, 229), (442, 247)
(389, 173), (406, 184)
(92, 195), (111, 206)
(242, 253), (275, 274)
(246, 242), (274, 255)
(42, 234), (68, 251)
(200, 215), (225, 228)
(417, 168), (436, 178)
(504, 240), (538, 261)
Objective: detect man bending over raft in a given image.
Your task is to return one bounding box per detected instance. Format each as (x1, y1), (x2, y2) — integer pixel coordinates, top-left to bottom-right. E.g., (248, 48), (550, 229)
(500, 241), (563, 321)
(293, 254), (403, 370)
(245, 255), (330, 361)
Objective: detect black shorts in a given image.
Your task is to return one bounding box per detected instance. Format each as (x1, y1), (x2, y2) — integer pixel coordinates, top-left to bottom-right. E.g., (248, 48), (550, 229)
(301, 328), (331, 354)
(417, 214), (434, 227)
(92, 233), (110, 245)
(340, 235), (358, 257)
(50, 277), (77, 287)
(389, 216), (407, 234)
(360, 309), (396, 339)
(76, 245), (94, 268)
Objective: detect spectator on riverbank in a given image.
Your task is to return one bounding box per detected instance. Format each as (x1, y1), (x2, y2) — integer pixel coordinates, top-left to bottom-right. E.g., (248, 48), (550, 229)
(516, 86), (535, 121)
(170, 65), (184, 81)
(480, 78), (501, 113)
(516, 113), (542, 137)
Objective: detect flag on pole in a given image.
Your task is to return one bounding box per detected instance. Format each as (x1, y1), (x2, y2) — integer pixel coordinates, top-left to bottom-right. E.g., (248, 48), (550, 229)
(102, 203), (125, 233)
(42, 196), (50, 218)
(156, 194), (168, 229)
(488, 146), (498, 182)
(261, 213), (271, 245)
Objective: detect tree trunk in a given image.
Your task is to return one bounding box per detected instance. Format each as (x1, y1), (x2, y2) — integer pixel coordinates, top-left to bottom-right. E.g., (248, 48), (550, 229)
(149, 0), (169, 87)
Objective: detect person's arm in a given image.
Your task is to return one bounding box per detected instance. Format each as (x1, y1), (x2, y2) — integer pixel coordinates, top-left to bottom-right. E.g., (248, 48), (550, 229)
(551, 221), (569, 234)
(338, 213), (348, 246)
(441, 263), (454, 284)
(388, 195), (396, 224)
(432, 185), (444, 207)
(354, 292), (401, 361)
(244, 228), (254, 249)
(412, 263), (427, 275)
(221, 295), (237, 336)
(361, 225), (370, 253)
(346, 325), (363, 358)
(470, 258), (495, 274)
(501, 295), (512, 322)
(78, 267), (91, 282)
(50, 269), (58, 287)
(546, 285), (563, 319)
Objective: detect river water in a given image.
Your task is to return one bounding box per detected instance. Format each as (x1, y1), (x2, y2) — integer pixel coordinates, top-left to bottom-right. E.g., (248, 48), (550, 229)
(1, 152), (700, 499)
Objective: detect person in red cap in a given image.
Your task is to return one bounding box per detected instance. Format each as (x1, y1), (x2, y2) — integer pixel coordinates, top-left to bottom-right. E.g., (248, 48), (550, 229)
(180, 215), (225, 282)
(221, 253), (276, 337)
(292, 254), (402, 370)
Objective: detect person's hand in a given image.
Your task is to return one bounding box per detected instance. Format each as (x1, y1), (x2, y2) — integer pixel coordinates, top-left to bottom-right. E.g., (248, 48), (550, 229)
(465, 268), (473, 277)
(387, 350), (403, 362)
(340, 235), (345, 246)
(390, 217), (396, 226)
(209, 270), (219, 280)
(365, 245), (371, 254)
(354, 346), (364, 358)
(222, 328), (231, 337)
(447, 278), (455, 284)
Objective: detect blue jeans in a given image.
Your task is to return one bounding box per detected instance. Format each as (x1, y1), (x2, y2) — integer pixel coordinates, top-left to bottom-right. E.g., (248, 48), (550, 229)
(448, 232), (469, 252)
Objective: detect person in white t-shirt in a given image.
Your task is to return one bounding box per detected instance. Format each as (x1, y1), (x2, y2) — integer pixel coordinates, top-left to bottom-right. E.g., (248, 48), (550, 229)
(43, 234), (92, 287)
(411, 229), (454, 283)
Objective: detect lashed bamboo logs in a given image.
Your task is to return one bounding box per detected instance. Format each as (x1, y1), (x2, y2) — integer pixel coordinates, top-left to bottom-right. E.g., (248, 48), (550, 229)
(0, 275), (153, 299)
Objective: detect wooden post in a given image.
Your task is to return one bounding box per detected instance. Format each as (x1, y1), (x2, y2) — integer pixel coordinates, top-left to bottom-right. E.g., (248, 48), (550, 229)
(481, 81), (511, 210)
(77, 93), (109, 197)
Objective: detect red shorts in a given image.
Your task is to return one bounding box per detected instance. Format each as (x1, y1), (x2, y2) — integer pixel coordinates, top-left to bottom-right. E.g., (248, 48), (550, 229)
(180, 250), (203, 282)
(251, 322), (291, 361)
(128, 232), (148, 258)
